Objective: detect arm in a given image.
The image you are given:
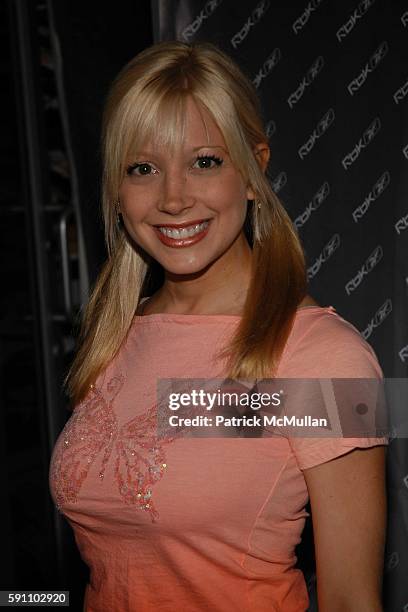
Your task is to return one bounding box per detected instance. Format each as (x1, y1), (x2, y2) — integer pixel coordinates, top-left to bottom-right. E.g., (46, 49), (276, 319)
(303, 445), (387, 612)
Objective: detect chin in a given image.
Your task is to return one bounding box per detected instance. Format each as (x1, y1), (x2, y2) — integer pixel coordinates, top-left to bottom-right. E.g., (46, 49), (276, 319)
(156, 243), (229, 275)
(159, 257), (213, 277)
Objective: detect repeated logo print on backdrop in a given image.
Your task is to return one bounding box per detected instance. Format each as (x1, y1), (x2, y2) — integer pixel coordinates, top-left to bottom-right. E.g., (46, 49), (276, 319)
(348, 41), (388, 95)
(288, 56), (324, 109)
(342, 117), (381, 170)
(352, 171), (390, 222)
(231, 0), (270, 49)
(158, 0), (407, 606)
(298, 109), (335, 159)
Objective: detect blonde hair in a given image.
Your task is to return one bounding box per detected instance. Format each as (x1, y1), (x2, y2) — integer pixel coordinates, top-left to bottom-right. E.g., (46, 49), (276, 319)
(65, 41), (307, 405)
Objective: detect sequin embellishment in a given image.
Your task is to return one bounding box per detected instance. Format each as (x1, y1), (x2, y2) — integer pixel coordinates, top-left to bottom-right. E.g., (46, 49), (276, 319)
(50, 374), (175, 522)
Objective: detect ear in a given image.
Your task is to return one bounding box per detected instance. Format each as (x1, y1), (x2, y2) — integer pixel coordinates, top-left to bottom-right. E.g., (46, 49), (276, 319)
(254, 142), (270, 172)
(246, 142), (270, 200)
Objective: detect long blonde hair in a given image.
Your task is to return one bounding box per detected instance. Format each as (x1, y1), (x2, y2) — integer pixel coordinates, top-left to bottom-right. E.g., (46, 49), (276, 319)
(65, 41), (307, 405)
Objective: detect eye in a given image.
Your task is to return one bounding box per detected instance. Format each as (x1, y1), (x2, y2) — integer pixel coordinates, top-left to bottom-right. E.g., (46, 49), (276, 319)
(193, 155), (223, 170)
(126, 162), (156, 176)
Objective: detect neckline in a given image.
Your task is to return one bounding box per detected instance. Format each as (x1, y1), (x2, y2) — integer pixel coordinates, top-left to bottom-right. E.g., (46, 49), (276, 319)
(133, 305), (336, 322)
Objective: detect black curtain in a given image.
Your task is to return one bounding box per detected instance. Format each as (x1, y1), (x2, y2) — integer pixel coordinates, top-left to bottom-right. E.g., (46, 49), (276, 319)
(49, 0), (154, 285)
(151, 1), (408, 610)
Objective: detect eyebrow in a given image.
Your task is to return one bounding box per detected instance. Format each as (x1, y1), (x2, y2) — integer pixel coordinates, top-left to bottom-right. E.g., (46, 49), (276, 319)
(192, 145), (228, 152)
(129, 145), (229, 158)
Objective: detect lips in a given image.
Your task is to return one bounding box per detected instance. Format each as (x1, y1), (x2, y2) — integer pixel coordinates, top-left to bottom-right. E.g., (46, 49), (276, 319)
(153, 219), (211, 248)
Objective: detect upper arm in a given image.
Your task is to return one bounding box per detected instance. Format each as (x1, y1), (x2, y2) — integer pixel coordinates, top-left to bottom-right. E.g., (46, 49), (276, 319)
(303, 444), (387, 611)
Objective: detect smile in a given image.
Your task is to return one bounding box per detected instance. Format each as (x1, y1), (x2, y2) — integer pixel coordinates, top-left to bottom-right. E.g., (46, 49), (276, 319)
(153, 220), (211, 248)
(158, 220), (209, 238)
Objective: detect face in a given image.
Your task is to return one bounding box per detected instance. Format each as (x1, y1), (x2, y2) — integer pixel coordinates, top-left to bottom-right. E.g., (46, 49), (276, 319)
(118, 96), (255, 276)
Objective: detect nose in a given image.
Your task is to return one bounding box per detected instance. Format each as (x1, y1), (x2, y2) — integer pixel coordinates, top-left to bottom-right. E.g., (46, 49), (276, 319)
(157, 171), (194, 216)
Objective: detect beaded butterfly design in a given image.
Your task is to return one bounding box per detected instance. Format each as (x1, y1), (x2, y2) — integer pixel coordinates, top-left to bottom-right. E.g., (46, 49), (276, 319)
(50, 373), (178, 523)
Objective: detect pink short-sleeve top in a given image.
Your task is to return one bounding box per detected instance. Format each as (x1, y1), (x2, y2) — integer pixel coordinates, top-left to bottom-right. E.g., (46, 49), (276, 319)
(49, 306), (388, 612)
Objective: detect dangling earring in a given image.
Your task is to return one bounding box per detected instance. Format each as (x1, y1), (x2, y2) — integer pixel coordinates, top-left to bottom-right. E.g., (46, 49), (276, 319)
(252, 198), (263, 244)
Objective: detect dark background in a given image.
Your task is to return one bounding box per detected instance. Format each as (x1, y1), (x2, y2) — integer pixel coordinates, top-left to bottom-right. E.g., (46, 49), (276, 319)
(1, 0), (407, 610)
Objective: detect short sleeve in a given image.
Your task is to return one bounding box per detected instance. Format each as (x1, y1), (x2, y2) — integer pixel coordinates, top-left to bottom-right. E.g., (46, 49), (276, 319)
(290, 435), (388, 471)
(279, 310), (389, 471)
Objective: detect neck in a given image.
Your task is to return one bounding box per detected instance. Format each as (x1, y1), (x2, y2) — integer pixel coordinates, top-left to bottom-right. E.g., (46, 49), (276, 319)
(152, 232), (253, 315)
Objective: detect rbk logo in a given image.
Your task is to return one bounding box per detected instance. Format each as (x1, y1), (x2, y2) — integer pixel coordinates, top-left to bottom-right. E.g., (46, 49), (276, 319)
(345, 245), (383, 295)
(348, 41), (388, 95)
(370, 41), (389, 67)
(231, 0), (270, 48)
(342, 117), (381, 170)
(364, 116), (382, 142)
(271, 171), (287, 194)
(307, 233), (340, 280)
(266, 120), (276, 138)
(299, 109), (335, 159)
(394, 78), (408, 104)
(336, 0), (376, 42)
(181, 0), (223, 41)
(372, 171), (391, 197)
(386, 552), (400, 572)
(294, 181), (330, 229)
(361, 298), (392, 340)
(395, 211), (408, 235)
(293, 0), (324, 34)
(352, 171), (390, 222)
(399, 344), (408, 363)
(288, 56), (325, 108)
(253, 48), (282, 89)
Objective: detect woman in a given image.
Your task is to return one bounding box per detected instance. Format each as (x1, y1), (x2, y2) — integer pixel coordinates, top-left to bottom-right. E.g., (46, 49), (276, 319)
(49, 41), (388, 611)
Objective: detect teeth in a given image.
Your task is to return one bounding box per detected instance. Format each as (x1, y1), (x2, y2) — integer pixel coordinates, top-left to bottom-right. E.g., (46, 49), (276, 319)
(158, 221), (209, 239)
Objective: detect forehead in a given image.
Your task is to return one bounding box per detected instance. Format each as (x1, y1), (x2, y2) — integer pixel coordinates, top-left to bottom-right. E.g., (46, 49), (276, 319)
(182, 97), (225, 145)
(136, 95), (227, 155)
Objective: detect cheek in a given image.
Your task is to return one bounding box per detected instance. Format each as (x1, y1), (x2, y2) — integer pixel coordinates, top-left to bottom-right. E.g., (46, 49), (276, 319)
(120, 173), (163, 207)
(211, 175), (248, 207)
(218, 181), (249, 222)
(119, 187), (151, 222)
